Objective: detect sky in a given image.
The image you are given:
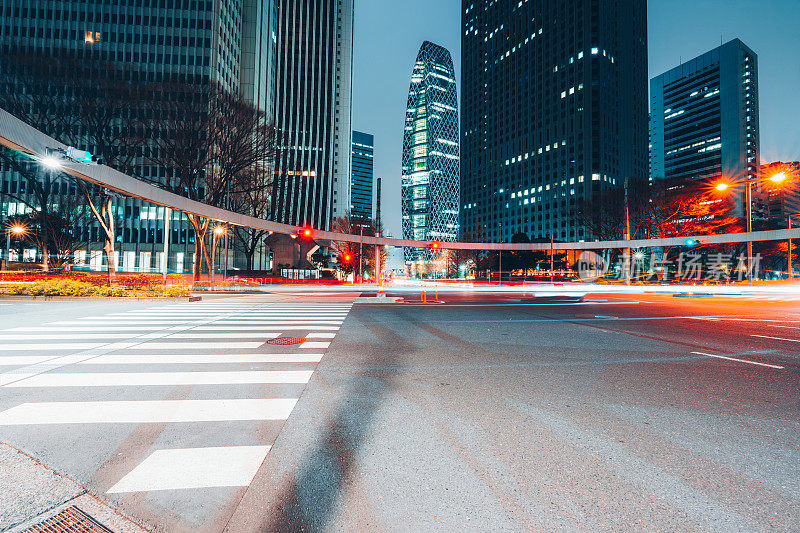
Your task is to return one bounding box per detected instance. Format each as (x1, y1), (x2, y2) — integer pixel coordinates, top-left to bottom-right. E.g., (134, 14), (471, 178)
(351, 0), (800, 237)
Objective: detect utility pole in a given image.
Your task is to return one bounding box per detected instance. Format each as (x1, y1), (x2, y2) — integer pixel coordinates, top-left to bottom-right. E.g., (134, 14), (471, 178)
(498, 222), (502, 285)
(376, 178), (383, 288)
(162, 207), (170, 282)
(223, 223), (229, 280)
(746, 182), (753, 285)
(358, 222), (363, 283)
(789, 215), (794, 279)
(624, 176), (631, 285)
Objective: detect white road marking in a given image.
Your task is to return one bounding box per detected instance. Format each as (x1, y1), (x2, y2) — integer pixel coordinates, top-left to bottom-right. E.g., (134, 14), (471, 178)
(78, 353), (324, 365)
(769, 325), (800, 330)
(113, 309), (348, 318)
(0, 343), (104, 351)
(300, 341), (331, 349)
(57, 319), (344, 325)
(305, 332), (337, 339)
(0, 398), (298, 425)
(0, 334), (140, 340)
(0, 356), (56, 366)
(751, 334), (800, 343)
(5, 370), (314, 387)
(8, 326), (164, 332)
(689, 318), (800, 323)
(166, 332), (282, 339)
(192, 326), (340, 331)
(107, 445), (271, 493)
(126, 342), (265, 350)
(691, 351), (785, 369)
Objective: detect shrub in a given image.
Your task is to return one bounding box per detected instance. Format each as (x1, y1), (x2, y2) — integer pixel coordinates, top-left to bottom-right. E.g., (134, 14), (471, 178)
(0, 280), (190, 298)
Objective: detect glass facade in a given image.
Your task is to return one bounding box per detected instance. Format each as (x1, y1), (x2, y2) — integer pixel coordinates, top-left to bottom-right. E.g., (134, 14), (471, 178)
(270, 0), (354, 230)
(350, 131), (374, 218)
(461, 0), (648, 242)
(650, 39), (760, 218)
(0, 0), (275, 272)
(401, 41), (460, 261)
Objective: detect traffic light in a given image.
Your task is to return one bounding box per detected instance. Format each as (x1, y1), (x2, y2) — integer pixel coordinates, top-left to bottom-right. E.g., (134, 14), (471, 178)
(429, 241), (440, 250)
(685, 238), (696, 247)
(299, 226), (314, 240)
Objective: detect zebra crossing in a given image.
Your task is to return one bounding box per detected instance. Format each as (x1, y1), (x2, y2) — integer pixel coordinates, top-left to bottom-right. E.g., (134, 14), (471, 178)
(0, 297), (353, 505)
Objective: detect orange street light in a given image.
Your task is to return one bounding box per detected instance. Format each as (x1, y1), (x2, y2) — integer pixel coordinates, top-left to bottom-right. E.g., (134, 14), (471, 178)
(715, 182), (730, 192)
(5, 223), (28, 264)
(769, 172), (787, 184)
(213, 226), (225, 236)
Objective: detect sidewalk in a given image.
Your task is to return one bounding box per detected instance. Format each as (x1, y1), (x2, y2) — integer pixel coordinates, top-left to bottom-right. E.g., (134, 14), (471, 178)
(0, 443), (148, 533)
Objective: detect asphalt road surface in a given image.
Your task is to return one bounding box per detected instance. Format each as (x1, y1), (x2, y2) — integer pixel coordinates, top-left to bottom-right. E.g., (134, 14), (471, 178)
(0, 291), (798, 532)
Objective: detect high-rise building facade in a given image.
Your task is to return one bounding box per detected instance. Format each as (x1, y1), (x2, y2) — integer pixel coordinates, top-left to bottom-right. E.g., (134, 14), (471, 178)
(461, 0), (648, 242)
(270, 0), (354, 230)
(650, 39), (760, 217)
(401, 41), (459, 260)
(0, 0), (274, 272)
(350, 131), (374, 217)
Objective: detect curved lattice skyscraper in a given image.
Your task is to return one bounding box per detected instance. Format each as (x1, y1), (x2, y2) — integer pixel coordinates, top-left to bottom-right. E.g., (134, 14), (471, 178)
(401, 41), (460, 261)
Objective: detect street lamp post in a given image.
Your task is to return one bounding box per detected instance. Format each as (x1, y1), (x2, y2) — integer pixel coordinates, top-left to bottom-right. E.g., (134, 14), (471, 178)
(211, 225), (225, 282)
(5, 224), (27, 267)
(716, 171), (789, 283)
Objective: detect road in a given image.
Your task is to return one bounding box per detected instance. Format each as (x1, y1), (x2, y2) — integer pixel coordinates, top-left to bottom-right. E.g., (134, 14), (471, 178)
(0, 291), (799, 532)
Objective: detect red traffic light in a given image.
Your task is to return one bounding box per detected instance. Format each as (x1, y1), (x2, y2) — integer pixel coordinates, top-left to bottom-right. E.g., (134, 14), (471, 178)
(299, 226), (314, 239)
(429, 241), (440, 249)
(343, 253), (352, 262)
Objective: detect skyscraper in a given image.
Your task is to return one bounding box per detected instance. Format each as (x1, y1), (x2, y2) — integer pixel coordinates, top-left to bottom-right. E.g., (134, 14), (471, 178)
(270, 0), (354, 230)
(350, 131), (374, 218)
(461, 0), (648, 242)
(0, 0), (274, 272)
(650, 39), (760, 217)
(401, 41), (460, 261)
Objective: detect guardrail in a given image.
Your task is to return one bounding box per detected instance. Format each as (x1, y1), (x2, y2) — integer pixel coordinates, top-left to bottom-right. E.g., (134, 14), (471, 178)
(2, 107), (798, 251)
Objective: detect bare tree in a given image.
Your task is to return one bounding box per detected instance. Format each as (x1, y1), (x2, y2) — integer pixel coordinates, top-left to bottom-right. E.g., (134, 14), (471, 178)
(142, 81), (275, 280)
(328, 213), (387, 278)
(0, 46), (138, 274)
(230, 167), (274, 271)
(15, 185), (91, 269)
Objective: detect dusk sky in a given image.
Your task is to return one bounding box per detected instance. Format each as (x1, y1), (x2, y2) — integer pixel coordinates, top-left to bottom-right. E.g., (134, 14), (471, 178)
(351, 0), (800, 237)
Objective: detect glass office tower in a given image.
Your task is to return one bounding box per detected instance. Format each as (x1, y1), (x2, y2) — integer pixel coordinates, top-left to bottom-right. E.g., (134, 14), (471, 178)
(270, 0), (354, 230)
(650, 39), (760, 218)
(350, 131), (374, 218)
(461, 0), (648, 242)
(0, 0), (276, 272)
(401, 41), (460, 261)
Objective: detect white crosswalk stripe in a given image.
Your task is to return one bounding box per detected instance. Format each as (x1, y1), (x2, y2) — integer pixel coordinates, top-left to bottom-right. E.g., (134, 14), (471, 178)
(107, 446), (272, 493)
(0, 299), (353, 494)
(0, 399), (298, 424)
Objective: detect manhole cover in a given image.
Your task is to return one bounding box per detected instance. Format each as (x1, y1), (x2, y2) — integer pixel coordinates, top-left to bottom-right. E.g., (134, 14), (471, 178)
(264, 337), (307, 345)
(25, 506), (113, 533)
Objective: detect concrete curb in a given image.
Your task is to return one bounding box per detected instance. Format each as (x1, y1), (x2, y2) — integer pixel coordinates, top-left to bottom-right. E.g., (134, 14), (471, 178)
(0, 295), (201, 302)
(354, 296), (404, 304)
